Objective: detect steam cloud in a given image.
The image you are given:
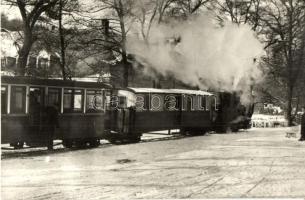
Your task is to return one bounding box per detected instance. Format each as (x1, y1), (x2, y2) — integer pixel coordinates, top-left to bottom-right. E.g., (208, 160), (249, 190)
(126, 14), (264, 104)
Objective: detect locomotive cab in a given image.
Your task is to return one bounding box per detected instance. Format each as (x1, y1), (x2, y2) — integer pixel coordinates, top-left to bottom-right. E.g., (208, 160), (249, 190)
(214, 92), (252, 132)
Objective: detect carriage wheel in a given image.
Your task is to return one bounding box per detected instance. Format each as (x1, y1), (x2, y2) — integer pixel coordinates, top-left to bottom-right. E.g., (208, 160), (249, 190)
(180, 128), (189, 136)
(89, 139), (100, 148)
(62, 139), (73, 148)
(10, 141), (24, 149)
(108, 139), (118, 144)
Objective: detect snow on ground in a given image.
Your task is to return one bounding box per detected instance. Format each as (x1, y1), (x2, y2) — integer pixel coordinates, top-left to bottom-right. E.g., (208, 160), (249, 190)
(1, 127), (305, 199)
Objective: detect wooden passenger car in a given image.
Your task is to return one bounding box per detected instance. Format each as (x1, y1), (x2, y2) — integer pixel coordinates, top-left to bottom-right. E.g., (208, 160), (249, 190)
(104, 88), (217, 142)
(1, 76), (111, 148)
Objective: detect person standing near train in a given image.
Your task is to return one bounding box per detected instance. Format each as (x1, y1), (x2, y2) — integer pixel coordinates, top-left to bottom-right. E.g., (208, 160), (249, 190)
(44, 104), (59, 150)
(299, 107), (305, 141)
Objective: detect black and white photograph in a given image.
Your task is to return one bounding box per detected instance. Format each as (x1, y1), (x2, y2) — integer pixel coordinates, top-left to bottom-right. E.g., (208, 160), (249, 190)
(1, 0), (305, 199)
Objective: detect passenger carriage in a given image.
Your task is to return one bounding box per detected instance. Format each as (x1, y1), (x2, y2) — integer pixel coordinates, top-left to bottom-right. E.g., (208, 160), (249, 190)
(1, 76), (252, 149)
(104, 88), (217, 143)
(1, 76), (111, 148)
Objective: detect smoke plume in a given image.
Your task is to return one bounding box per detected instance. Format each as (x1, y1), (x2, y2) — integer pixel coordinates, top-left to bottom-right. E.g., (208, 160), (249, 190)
(126, 14), (264, 104)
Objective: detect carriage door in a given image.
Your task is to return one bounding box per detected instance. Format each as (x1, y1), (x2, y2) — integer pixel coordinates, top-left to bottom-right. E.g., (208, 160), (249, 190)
(28, 87), (45, 135)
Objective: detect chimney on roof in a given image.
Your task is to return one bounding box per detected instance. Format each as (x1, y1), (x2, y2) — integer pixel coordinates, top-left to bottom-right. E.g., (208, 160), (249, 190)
(102, 19), (109, 37)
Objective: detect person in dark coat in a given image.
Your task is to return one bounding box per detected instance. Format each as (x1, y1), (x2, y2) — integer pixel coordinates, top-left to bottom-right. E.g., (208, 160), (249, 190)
(299, 107), (305, 141)
(44, 105), (59, 150)
(29, 92), (42, 132)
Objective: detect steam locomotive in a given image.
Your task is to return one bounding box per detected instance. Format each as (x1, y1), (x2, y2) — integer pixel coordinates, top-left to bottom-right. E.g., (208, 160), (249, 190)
(1, 76), (252, 149)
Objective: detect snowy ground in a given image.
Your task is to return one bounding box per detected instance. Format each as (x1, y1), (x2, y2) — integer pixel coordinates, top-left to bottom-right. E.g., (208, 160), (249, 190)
(1, 127), (305, 199)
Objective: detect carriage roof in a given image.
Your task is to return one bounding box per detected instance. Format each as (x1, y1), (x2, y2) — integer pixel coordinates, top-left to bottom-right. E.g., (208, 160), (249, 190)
(1, 76), (112, 89)
(127, 87), (214, 96)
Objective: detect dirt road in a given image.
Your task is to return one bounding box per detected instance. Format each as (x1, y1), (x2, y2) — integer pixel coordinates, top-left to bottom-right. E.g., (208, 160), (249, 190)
(2, 128), (305, 199)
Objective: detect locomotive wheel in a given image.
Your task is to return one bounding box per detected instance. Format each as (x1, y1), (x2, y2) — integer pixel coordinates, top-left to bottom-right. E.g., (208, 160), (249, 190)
(75, 141), (87, 148)
(225, 126), (232, 133)
(128, 136), (141, 143)
(231, 127), (239, 132)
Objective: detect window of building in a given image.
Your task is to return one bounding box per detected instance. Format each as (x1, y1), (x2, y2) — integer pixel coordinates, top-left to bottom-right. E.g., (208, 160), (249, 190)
(48, 88), (61, 110)
(86, 90), (104, 112)
(1, 86), (8, 114)
(7, 57), (16, 69)
(10, 86), (26, 114)
(63, 89), (83, 113)
(38, 57), (49, 69)
(1, 57), (17, 69)
(28, 56), (37, 68)
(1, 58), (6, 68)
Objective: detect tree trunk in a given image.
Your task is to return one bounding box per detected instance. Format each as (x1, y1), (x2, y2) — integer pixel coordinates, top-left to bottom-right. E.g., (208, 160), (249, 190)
(122, 48), (129, 87)
(59, 0), (67, 80)
(117, 0), (128, 87)
(17, 29), (32, 76)
(286, 84), (294, 126)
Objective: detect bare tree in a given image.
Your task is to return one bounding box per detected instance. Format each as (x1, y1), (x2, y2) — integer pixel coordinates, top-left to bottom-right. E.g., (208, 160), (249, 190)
(211, 0), (305, 125)
(208, 0), (262, 30)
(46, 0), (80, 80)
(4, 0), (59, 75)
(259, 0), (305, 125)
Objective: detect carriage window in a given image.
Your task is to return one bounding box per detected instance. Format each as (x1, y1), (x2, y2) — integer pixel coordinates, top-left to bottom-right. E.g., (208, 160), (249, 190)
(212, 97), (218, 110)
(150, 94), (164, 111)
(29, 87), (45, 106)
(215, 95), (220, 110)
(118, 96), (127, 108)
(205, 96), (211, 111)
(48, 88), (61, 109)
(164, 94), (180, 111)
(1, 86), (7, 114)
(105, 90), (112, 109)
(182, 95), (194, 111)
(63, 89), (83, 113)
(86, 90), (104, 112)
(198, 96), (206, 111)
(10, 86), (26, 114)
(135, 94), (149, 111)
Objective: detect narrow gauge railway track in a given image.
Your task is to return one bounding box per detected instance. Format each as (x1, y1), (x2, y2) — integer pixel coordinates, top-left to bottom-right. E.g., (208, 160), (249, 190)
(1, 132), (199, 159)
